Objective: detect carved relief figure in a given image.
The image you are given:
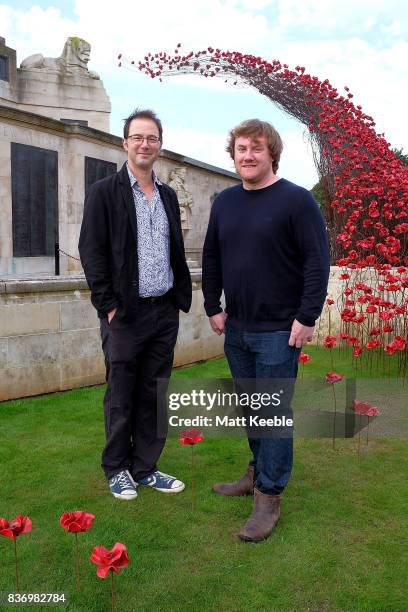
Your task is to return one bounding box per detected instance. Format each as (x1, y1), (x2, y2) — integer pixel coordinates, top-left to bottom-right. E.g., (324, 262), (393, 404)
(20, 37), (99, 79)
(168, 166), (193, 229)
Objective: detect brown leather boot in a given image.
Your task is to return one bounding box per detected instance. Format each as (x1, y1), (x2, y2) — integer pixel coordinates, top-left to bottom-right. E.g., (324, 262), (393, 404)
(212, 465), (254, 496)
(238, 488), (281, 542)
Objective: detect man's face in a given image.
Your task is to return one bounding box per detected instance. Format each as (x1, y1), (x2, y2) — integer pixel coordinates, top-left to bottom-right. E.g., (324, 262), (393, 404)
(233, 134), (274, 186)
(123, 118), (162, 171)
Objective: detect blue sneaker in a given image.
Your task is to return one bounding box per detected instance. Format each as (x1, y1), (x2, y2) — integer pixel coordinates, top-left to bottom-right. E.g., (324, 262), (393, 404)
(108, 470), (138, 500)
(138, 470), (185, 493)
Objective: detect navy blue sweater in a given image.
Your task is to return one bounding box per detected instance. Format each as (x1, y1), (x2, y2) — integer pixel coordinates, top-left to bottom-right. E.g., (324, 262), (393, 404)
(202, 179), (330, 331)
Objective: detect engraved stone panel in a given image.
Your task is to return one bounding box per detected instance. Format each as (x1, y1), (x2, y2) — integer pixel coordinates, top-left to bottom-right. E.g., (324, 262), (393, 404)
(84, 156), (116, 194)
(11, 143), (58, 257)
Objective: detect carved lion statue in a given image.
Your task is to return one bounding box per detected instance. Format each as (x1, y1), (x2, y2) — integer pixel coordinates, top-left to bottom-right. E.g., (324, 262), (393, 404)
(20, 37), (99, 79)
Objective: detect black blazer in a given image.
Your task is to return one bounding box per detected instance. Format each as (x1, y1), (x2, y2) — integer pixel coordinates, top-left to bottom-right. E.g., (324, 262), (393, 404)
(79, 163), (192, 318)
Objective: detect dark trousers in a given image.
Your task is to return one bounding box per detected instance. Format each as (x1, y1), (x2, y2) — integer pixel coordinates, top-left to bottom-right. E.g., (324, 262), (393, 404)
(100, 298), (179, 480)
(224, 327), (300, 495)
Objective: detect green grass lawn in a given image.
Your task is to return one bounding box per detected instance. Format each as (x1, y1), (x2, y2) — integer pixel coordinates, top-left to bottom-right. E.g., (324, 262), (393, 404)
(0, 349), (407, 611)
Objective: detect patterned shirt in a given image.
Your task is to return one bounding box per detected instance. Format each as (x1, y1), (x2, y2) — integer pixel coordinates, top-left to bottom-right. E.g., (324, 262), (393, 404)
(127, 163), (173, 297)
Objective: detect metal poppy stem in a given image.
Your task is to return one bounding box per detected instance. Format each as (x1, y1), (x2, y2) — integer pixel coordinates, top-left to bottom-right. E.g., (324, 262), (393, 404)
(111, 570), (115, 612)
(357, 413), (362, 460)
(331, 384), (337, 449)
(191, 444), (195, 511)
(13, 538), (19, 592)
(366, 415), (370, 446)
(74, 532), (80, 592)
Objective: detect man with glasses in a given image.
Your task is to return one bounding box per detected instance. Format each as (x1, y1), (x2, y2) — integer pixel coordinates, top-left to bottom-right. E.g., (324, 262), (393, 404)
(79, 109), (192, 500)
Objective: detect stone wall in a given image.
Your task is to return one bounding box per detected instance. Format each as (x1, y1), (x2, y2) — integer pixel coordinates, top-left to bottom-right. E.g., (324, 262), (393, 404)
(314, 266), (344, 337)
(0, 273), (224, 402)
(0, 268), (349, 402)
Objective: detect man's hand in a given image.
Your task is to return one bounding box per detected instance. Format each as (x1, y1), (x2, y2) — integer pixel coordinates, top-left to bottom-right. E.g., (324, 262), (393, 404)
(209, 312), (227, 335)
(108, 308), (117, 324)
(288, 319), (314, 348)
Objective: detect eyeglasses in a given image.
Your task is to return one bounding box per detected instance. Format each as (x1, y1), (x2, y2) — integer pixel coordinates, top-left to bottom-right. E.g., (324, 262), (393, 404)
(127, 134), (161, 144)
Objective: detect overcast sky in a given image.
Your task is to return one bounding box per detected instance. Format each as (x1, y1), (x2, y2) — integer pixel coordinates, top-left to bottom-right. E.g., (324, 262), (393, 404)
(1, 0), (407, 188)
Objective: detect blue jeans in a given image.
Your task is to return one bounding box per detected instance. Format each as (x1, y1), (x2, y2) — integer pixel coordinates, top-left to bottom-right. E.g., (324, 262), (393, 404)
(224, 327), (300, 495)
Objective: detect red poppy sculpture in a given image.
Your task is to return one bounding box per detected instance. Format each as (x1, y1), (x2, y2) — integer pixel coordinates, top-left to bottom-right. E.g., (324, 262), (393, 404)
(325, 373), (344, 448)
(60, 511), (95, 533)
(60, 511), (95, 592)
(298, 352), (311, 378)
(179, 428), (204, 511)
(323, 335), (337, 369)
(325, 298), (335, 337)
(325, 372), (344, 385)
(121, 45), (408, 375)
(0, 515), (32, 591)
(352, 400), (381, 458)
(90, 542), (129, 612)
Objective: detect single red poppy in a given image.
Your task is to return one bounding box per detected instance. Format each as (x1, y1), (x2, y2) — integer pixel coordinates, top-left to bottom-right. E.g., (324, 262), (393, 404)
(353, 346), (363, 358)
(60, 511), (95, 533)
(325, 372), (344, 384)
(323, 335), (337, 349)
(90, 543), (129, 579)
(366, 340), (381, 349)
(0, 516), (32, 539)
(179, 428), (204, 445)
(384, 342), (398, 355)
(394, 336), (406, 350)
(366, 305), (377, 314)
(366, 406), (380, 417)
(352, 400), (380, 417)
